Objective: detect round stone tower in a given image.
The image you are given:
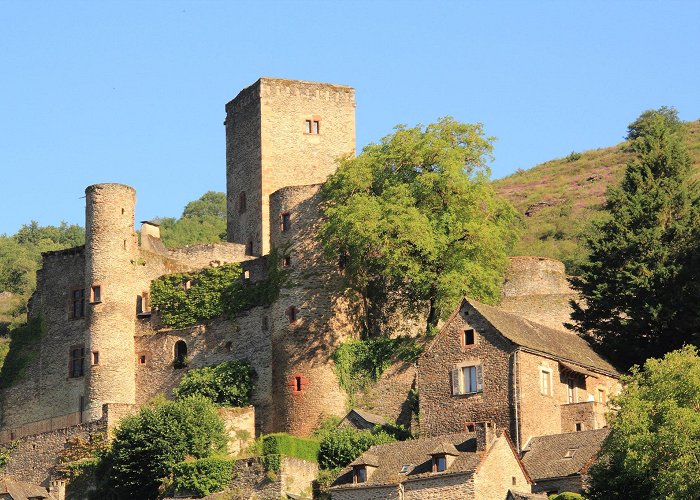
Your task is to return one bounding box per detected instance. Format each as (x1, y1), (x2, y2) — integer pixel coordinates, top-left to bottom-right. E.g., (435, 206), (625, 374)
(83, 183), (138, 421)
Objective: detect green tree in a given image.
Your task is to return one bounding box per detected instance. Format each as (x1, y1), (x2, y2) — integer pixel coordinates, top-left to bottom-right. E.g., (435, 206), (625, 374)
(96, 395), (227, 500)
(317, 427), (395, 470)
(587, 346), (700, 499)
(570, 107), (700, 369)
(320, 117), (521, 334)
(157, 191), (227, 248)
(173, 360), (254, 407)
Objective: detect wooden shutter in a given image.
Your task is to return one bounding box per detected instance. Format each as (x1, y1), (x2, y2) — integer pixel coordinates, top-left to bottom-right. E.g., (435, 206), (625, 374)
(451, 368), (461, 395)
(476, 364), (484, 392)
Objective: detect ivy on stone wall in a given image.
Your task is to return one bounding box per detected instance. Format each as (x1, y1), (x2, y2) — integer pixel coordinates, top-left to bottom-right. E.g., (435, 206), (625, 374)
(170, 456), (235, 497)
(0, 314), (45, 389)
(150, 249), (286, 329)
(332, 336), (422, 401)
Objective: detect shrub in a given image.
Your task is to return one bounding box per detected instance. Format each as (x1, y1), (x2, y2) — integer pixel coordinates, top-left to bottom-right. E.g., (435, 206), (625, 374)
(171, 456), (235, 497)
(173, 360), (254, 407)
(260, 433), (320, 471)
(318, 427), (395, 470)
(96, 395), (226, 499)
(566, 151), (582, 162)
(549, 493), (584, 500)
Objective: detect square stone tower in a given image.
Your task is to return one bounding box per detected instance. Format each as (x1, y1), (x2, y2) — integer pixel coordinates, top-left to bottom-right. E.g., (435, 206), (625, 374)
(225, 78), (356, 256)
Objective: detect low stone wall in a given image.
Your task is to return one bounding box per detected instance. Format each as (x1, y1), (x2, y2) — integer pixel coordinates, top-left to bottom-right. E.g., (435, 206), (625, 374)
(0, 419), (106, 486)
(218, 406), (255, 455)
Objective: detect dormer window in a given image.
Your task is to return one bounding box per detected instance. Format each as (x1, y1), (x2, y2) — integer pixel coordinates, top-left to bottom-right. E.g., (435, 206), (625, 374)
(434, 454), (447, 472)
(564, 448), (577, 459)
(354, 466), (367, 483)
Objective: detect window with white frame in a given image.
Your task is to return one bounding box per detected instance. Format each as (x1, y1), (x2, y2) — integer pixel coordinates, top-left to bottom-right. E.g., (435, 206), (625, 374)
(540, 368), (553, 397)
(451, 363), (483, 395)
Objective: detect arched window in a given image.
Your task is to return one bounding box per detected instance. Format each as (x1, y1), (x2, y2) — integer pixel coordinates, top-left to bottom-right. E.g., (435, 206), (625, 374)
(174, 340), (188, 368)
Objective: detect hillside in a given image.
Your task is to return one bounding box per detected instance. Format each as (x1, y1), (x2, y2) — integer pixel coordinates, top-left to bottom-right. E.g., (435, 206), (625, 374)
(494, 119), (700, 273)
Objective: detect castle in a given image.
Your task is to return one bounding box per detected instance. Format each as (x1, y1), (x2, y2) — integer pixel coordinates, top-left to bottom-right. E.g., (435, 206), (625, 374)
(0, 78), (619, 497)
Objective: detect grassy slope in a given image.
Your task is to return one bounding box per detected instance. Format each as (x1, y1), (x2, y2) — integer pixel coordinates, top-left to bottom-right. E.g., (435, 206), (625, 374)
(494, 120), (700, 273)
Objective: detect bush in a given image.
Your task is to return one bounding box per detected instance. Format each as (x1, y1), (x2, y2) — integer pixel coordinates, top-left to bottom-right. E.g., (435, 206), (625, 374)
(566, 151), (582, 162)
(549, 493), (584, 500)
(171, 456), (235, 497)
(260, 433), (320, 471)
(173, 361), (254, 407)
(318, 427), (395, 470)
(96, 395), (227, 499)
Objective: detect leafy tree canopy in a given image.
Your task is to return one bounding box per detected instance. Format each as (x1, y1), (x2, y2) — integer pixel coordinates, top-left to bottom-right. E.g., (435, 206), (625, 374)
(587, 346), (700, 499)
(156, 191), (226, 248)
(570, 107), (700, 369)
(317, 426), (396, 471)
(173, 360), (254, 407)
(320, 117), (521, 334)
(96, 395), (227, 500)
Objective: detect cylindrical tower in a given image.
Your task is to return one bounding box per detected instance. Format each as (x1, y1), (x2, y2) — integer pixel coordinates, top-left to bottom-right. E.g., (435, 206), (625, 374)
(83, 183), (138, 421)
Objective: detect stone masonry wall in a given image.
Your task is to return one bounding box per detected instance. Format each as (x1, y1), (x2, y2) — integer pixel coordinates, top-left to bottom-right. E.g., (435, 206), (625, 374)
(517, 350), (619, 445)
(226, 78), (356, 256)
(0, 419), (106, 486)
(531, 475), (584, 495)
(226, 79), (263, 255)
(1, 249), (87, 429)
(403, 473), (475, 499)
(419, 303), (516, 440)
(218, 406), (255, 455)
(331, 485), (401, 500)
(135, 311), (273, 434)
(269, 185), (358, 436)
(474, 435), (529, 499)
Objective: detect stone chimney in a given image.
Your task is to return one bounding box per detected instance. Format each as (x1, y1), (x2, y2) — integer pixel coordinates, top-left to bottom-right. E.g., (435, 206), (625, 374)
(475, 421), (496, 451)
(49, 478), (66, 500)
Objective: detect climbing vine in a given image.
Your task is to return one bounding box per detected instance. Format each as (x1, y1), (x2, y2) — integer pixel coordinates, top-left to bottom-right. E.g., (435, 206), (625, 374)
(332, 336), (422, 401)
(150, 248), (286, 329)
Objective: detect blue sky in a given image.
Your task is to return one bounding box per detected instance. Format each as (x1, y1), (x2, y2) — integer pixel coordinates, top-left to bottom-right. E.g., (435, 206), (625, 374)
(1, 1), (698, 235)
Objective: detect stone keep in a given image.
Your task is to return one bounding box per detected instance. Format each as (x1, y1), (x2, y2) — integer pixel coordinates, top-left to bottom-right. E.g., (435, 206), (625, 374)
(84, 183), (138, 420)
(225, 78), (356, 256)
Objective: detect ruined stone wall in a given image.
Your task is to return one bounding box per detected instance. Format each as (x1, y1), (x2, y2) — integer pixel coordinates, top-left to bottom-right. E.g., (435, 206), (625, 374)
(268, 185), (358, 436)
(1, 249), (87, 430)
(218, 406), (255, 455)
(226, 78), (355, 256)
(167, 242), (252, 269)
(474, 436), (529, 499)
(418, 303), (516, 440)
(359, 361), (417, 429)
(134, 311), (273, 434)
(279, 456), (318, 498)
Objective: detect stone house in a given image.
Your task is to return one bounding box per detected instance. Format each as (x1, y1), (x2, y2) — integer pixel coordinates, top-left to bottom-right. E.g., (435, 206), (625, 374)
(520, 428), (609, 495)
(418, 297), (620, 451)
(330, 423), (531, 499)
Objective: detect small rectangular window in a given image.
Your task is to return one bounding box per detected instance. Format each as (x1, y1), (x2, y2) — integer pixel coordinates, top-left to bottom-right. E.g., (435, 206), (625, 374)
(312, 120), (320, 134)
(281, 213), (291, 232)
(435, 455), (447, 472)
(305, 119), (312, 134)
(92, 351), (99, 366)
(283, 255), (291, 268)
(575, 422), (583, 432)
(540, 369), (552, 396)
(138, 354), (147, 365)
(355, 466), (367, 483)
(90, 285), (101, 304)
(463, 329), (475, 346)
(597, 388), (606, 404)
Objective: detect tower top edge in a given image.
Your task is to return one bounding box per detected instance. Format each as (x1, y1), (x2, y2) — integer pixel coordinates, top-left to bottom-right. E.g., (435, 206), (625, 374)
(226, 77), (355, 108)
(85, 183), (136, 194)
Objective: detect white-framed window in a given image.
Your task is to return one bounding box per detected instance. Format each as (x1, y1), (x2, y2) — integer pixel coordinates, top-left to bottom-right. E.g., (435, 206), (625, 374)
(451, 363), (483, 395)
(540, 368), (553, 397)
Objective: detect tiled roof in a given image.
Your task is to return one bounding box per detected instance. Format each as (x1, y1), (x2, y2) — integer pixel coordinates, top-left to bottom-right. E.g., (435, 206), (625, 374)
(331, 432), (481, 489)
(468, 299), (618, 375)
(0, 479), (54, 499)
(521, 428), (609, 480)
(347, 408), (387, 427)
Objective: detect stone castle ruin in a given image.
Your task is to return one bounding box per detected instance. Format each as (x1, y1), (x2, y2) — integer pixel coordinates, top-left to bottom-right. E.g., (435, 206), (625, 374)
(0, 78), (605, 491)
